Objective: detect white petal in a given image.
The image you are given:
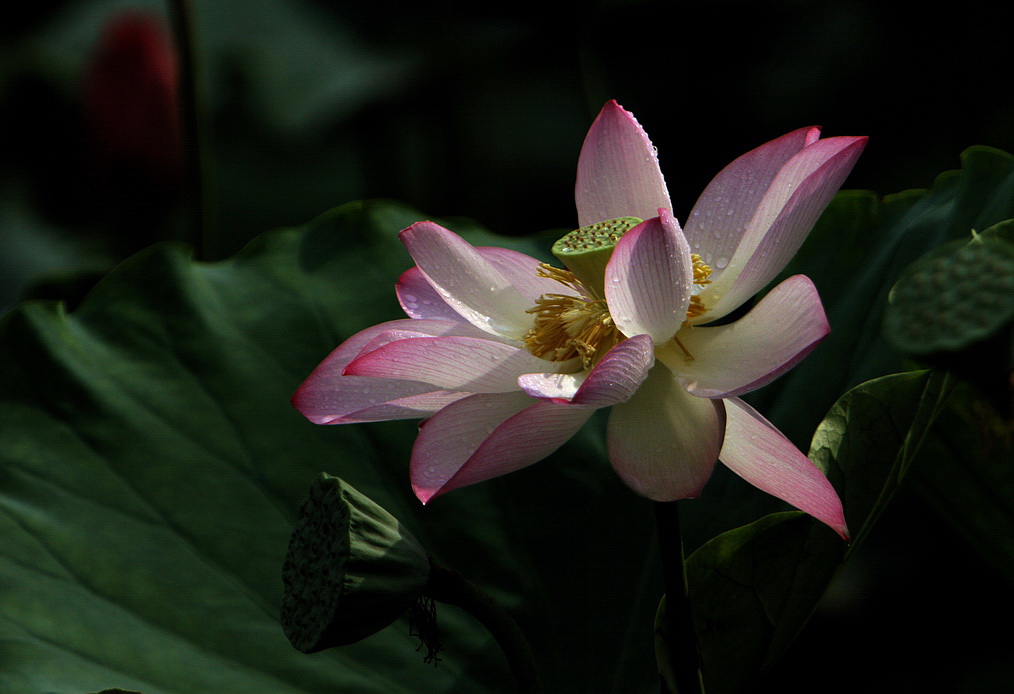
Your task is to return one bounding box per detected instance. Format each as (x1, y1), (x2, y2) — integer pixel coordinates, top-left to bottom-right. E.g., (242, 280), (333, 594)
(575, 100), (672, 226)
(473, 246), (568, 306)
(607, 363), (726, 500)
(397, 246), (566, 321)
(399, 221), (535, 338)
(662, 275), (829, 398)
(518, 371), (588, 401)
(604, 211), (692, 343)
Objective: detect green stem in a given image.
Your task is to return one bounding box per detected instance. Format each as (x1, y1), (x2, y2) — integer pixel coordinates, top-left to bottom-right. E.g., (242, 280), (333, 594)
(654, 501), (703, 694)
(167, 0), (212, 259)
(426, 563), (539, 693)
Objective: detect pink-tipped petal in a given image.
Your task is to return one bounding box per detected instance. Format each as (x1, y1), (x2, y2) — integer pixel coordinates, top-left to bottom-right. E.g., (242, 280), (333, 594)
(344, 336), (569, 392)
(399, 221), (534, 339)
(605, 211), (692, 343)
(683, 127), (820, 259)
(328, 391), (471, 424)
(516, 333), (655, 405)
(575, 100), (672, 226)
(396, 267), (463, 321)
(572, 334), (655, 405)
(411, 392), (593, 503)
(664, 275), (829, 398)
(397, 246), (564, 321)
(607, 364), (726, 501)
(702, 136), (867, 320)
(720, 398), (848, 540)
(292, 319), (481, 424)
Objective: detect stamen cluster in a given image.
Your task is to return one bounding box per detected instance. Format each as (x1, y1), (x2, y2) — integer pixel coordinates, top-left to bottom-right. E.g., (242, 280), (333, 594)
(524, 264), (622, 367)
(686, 254), (713, 320)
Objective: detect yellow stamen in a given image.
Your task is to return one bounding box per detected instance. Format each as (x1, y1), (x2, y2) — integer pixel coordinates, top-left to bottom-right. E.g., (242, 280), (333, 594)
(691, 253), (712, 286)
(674, 335), (694, 360)
(525, 252), (715, 368)
(524, 264), (623, 368)
(684, 254), (713, 322)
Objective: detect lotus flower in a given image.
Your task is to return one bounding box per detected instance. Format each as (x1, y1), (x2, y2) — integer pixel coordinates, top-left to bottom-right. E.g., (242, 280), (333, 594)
(294, 101), (865, 540)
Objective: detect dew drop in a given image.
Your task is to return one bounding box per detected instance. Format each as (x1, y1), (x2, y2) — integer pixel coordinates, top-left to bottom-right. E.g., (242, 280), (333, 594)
(403, 293), (417, 302)
(715, 256), (729, 269)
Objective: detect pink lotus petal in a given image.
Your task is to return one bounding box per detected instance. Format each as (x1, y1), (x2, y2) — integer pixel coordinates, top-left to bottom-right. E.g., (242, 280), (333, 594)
(607, 364), (726, 501)
(399, 221), (535, 339)
(572, 334), (655, 406)
(517, 371), (588, 401)
(683, 127), (820, 262)
(605, 211), (692, 343)
(516, 333), (655, 405)
(397, 246), (565, 321)
(396, 267), (463, 321)
(344, 336), (569, 392)
(352, 319), (505, 361)
(720, 397), (848, 540)
(326, 391), (471, 424)
(665, 275), (829, 398)
(411, 392), (595, 503)
(575, 100), (672, 227)
(702, 135), (867, 320)
(292, 319), (482, 424)
(473, 246), (568, 306)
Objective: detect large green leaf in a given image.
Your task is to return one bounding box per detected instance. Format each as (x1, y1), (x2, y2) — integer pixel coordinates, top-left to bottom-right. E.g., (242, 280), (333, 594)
(684, 369), (951, 693)
(906, 381), (1014, 584)
(0, 200), (664, 693)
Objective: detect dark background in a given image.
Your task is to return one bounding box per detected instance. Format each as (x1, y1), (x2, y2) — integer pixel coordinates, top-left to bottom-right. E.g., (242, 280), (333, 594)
(2, 0), (1011, 690)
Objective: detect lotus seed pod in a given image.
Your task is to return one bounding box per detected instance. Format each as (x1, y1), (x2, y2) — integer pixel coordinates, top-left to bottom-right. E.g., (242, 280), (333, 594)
(281, 473), (430, 652)
(552, 217), (642, 298)
(885, 226), (1014, 356)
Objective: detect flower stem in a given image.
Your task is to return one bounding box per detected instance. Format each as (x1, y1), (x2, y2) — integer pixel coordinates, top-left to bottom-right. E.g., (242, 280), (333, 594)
(167, 0), (212, 259)
(426, 563), (539, 693)
(654, 501), (703, 693)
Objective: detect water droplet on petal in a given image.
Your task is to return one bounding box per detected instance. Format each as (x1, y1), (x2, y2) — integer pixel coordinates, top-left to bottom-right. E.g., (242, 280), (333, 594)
(715, 257), (729, 269)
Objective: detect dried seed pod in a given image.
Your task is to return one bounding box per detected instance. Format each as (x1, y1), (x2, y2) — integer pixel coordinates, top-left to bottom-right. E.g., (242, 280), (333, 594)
(281, 473), (430, 652)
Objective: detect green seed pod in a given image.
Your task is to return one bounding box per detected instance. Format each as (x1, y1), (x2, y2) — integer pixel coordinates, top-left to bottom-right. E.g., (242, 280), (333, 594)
(884, 223), (1014, 356)
(552, 217), (642, 298)
(281, 473), (430, 653)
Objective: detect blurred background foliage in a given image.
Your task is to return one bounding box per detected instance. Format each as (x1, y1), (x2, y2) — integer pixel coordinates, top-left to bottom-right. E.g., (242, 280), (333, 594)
(1, 0), (1012, 691)
(4, 0), (1012, 302)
